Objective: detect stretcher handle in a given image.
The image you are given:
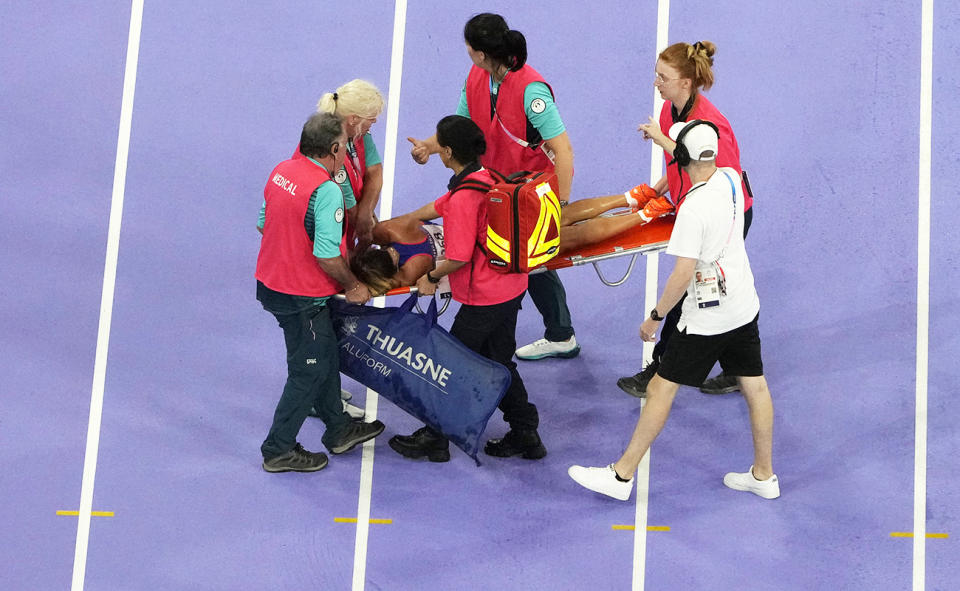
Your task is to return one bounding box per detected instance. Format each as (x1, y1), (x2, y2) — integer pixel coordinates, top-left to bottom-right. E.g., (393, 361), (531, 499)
(332, 286), (452, 316)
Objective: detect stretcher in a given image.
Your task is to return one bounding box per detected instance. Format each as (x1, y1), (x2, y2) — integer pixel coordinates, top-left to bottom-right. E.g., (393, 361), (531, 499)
(336, 213), (675, 309)
(531, 214), (674, 286)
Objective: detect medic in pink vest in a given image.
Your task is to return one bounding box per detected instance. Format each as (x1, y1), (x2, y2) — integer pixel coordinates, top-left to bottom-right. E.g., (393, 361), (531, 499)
(257, 114), (369, 302)
(638, 41), (754, 222)
(407, 18), (572, 203)
(406, 13), (581, 363)
(255, 112), (383, 476)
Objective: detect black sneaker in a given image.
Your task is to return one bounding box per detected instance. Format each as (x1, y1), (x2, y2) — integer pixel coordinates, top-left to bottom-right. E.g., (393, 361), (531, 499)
(699, 373), (740, 395)
(327, 420), (385, 454)
(262, 443), (329, 473)
(484, 429), (547, 459)
(616, 360), (660, 399)
(388, 427), (450, 462)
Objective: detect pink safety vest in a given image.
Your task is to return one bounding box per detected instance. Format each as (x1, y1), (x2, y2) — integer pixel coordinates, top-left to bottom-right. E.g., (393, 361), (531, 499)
(255, 157), (348, 296)
(465, 64), (555, 174)
(659, 94), (752, 211)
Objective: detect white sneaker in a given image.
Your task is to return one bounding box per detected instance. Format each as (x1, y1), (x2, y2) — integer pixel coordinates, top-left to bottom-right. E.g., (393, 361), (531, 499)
(568, 464), (633, 501)
(515, 335), (580, 360)
(343, 400), (365, 420)
(723, 466), (780, 499)
(340, 388), (352, 401)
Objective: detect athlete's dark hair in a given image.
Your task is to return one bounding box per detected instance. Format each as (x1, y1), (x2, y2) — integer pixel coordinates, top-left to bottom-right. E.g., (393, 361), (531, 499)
(351, 246), (398, 297)
(464, 13), (527, 72)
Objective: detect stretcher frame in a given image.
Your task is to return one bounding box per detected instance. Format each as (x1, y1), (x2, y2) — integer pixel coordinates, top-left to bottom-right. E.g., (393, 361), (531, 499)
(531, 214), (674, 285)
(336, 214), (675, 313)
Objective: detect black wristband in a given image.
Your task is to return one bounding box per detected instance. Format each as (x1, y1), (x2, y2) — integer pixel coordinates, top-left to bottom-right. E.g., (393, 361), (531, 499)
(650, 307), (664, 321)
(426, 271), (440, 284)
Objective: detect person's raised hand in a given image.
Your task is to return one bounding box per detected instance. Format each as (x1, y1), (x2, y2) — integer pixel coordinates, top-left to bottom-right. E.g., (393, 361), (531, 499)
(407, 137), (430, 165)
(637, 116), (660, 141)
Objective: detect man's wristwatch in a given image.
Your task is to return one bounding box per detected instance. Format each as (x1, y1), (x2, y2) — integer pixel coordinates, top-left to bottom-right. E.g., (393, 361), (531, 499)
(426, 271), (440, 284)
(649, 308), (664, 322)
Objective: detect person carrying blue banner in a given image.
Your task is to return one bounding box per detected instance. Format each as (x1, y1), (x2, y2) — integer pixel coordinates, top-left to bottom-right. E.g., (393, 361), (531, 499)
(388, 115), (547, 463)
(255, 112), (385, 473)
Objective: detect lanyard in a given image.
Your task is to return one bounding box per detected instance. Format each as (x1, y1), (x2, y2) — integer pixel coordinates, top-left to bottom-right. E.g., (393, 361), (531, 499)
(487, 74), (556, 164)
(347, 138), (362, 176)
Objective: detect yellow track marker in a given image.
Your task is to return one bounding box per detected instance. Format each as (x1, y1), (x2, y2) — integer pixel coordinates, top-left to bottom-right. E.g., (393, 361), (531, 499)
(890, 532), (949, 538)
(335, 517), (392, 524)
(612, 525), (670, 532)
(57, 511), (114, 517)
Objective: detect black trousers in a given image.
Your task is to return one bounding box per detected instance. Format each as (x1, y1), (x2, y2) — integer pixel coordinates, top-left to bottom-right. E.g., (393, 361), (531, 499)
(451, 293), (539, 430)
(527, 269), (575, 342)
(258, 285), (349, 459)
(652, 206), (754, 364)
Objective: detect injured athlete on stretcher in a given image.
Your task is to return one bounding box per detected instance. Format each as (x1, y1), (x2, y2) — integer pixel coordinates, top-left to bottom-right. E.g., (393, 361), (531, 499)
(350, 184), (675, 296)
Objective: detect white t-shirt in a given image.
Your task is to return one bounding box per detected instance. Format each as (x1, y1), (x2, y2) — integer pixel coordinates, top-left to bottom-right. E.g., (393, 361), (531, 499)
(665, 167), (760, 335)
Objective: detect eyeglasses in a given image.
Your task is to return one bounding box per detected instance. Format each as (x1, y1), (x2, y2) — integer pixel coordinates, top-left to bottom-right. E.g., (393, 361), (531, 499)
(654, 72), (680, 84)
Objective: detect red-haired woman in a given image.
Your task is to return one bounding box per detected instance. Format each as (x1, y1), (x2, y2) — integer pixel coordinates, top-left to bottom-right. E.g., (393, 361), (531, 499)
(618, 40), (754, 398)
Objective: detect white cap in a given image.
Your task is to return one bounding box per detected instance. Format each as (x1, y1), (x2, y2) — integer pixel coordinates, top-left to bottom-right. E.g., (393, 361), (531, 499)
(668, 120), (718, 161)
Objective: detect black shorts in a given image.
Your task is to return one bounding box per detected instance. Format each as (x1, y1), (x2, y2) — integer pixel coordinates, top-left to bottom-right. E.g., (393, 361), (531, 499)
(657, 313), (763, 387)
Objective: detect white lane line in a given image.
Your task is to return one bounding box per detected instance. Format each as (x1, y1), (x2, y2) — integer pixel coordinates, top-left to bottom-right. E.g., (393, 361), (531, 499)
(913, 1), (933, 589)
(351, 2), (407, 590)
(634, 2), (669, 590)
(71, 1), (144, 590)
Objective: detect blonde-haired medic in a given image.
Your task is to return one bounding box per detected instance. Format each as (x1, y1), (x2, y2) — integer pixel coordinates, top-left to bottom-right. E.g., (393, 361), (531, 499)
(317, 79), (385, 247)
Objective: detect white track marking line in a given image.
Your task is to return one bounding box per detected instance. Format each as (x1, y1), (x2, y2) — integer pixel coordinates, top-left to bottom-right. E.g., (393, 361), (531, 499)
(913, 1), (933, 589)
(71, 1), (144, 590)
(351, 2), (407, 590)
(634, 2), (669, 590)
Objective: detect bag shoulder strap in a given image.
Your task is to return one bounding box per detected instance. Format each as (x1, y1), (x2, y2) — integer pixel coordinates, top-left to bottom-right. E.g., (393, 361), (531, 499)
(451, 180), (493, 195)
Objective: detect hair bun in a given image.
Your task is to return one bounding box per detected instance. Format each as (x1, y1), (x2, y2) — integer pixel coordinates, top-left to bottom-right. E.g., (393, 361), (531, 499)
(694, 40), (716, 58)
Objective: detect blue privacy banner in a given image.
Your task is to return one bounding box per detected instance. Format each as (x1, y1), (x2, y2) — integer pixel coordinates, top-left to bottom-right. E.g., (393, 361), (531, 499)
(330, 294), (511, 463)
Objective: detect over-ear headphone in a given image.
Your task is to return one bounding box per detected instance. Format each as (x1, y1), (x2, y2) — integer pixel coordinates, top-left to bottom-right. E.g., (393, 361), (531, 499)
(671, 119), (719, 167)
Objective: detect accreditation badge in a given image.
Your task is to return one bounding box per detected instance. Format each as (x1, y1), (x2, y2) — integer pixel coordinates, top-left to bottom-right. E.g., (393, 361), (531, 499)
(694, 263), (722, 309)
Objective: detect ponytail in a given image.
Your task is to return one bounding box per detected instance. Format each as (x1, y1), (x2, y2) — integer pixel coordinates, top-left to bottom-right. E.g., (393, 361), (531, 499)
(464, 13), (527, 72)
(506, 29), (527, 70)
(315, 80), (384, 118)
(316, 92), (337, 114)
